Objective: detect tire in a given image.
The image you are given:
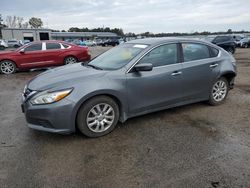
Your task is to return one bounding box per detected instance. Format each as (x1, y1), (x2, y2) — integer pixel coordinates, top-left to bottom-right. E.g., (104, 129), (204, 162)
(244, 43), (248, 48)
(64, 56), (78, 65)
(77, 96), (119, 137)
(0, 46), (5, 50)
(227, 47), (235, 54)
(14, 45), (19, 48)
(0, 60), (17, 74)
(208, 77), (229, 106)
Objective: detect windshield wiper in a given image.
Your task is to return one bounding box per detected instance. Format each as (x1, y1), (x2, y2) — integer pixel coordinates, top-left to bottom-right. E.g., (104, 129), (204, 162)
(85, 64), (103, 70)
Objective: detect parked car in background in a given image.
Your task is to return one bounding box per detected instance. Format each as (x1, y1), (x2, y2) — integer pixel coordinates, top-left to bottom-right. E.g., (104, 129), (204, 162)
(101, 39), (120, 46)
(71, 39), (87, 47)
(85, 40), (96, 46)
(21, 38), (236, 137)
(7, 39), (22, 48)
(211, 36), (236, 54)
(118, 38), (126, 44)
(0, 40), (91, 74)
(203, 36), (216, 42)
(238, 37), (250, 48)
(0, 40), (8, 50)
(21, 40), (31, 45)
(95, 39), (104, 46)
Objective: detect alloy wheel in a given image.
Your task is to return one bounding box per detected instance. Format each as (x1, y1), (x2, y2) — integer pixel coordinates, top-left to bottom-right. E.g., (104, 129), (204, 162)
(65, 57), (77, 64)
(228, 48), (234, 54)
(212, 80), (227, 102)
(0, 61), (15, 74)
(86, 103), (115, 133)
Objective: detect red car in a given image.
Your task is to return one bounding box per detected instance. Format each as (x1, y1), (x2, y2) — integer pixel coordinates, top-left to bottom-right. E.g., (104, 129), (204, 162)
(0, 40), (91, 74)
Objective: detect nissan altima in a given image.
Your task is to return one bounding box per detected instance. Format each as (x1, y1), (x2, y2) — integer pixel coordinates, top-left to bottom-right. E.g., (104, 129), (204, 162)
(21, 38), (237, 137)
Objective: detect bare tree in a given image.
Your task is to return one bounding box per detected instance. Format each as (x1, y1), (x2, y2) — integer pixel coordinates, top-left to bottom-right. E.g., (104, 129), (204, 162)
(6, 15), (17, 28)
(16, 17), (24, 28)
(5, 15), (28, 28)
(22, 22), (29, 29)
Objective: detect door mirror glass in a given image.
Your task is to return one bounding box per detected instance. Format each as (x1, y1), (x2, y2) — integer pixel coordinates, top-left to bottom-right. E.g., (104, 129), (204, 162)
(134, 63), (153, 72)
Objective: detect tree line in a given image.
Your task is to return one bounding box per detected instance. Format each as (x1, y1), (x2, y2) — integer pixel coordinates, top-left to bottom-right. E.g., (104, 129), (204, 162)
(1, 14), (249, 39)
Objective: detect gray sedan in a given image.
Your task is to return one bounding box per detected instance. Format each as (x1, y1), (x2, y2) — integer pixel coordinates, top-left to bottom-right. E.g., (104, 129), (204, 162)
(22, 38), (237, 137)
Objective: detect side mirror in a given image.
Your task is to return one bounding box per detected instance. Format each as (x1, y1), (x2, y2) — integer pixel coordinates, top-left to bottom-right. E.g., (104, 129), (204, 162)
(19, 48), (25, 53)
(134, 63), (153, 72)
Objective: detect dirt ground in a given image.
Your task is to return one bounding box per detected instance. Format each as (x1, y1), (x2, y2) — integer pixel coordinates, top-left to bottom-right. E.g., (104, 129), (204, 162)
(0, 47), (249, 188)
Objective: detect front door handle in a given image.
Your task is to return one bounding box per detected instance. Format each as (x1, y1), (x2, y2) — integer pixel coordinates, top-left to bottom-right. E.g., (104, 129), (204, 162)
(171, 71), (182, 76)
(210, 63), (218, 68)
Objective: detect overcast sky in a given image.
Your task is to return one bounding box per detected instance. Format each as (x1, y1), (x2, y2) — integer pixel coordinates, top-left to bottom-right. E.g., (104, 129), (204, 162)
(1, 0), (250, 33)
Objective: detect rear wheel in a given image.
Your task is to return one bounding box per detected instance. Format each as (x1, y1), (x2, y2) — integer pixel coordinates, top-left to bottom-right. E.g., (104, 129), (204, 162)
(64, 56), (78, 65)
(0, 60), (16, 74)
(227, 47), (235, 54)
(0, 46), (5, 50)
(208, 77), (229, 106)
(77, 96), (119, 137)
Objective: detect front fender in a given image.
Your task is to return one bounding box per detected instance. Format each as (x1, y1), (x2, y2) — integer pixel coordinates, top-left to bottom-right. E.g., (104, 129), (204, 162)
(68, 74), (128, 129)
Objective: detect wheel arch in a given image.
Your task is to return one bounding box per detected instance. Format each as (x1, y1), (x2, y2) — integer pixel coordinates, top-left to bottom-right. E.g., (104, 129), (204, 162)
(73, 91), (127, 132)
(0, 59), (18, 68)
(64, 55), (79, 63)
(220, 71), (236, 88)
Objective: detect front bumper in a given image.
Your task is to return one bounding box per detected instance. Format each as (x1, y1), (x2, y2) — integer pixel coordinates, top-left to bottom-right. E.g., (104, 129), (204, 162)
(22, 94), (76, 134)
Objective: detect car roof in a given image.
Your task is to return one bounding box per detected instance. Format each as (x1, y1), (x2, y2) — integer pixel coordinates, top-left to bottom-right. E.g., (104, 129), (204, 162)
(26, 40), (70, 45)
(127, 37), (210, 45)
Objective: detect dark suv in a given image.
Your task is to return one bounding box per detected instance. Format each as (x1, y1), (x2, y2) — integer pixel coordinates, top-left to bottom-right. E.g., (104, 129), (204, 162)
(212, 36), (236, 54)
(101, 39), (119, 46)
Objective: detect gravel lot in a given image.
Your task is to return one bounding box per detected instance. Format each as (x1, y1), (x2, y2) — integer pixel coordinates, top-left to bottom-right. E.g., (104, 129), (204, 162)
(0, 47), (249, 188)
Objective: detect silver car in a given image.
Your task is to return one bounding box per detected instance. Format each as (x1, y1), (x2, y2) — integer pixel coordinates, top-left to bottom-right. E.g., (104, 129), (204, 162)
(22, 38), (237, 137)
(0, 39), (8, 50)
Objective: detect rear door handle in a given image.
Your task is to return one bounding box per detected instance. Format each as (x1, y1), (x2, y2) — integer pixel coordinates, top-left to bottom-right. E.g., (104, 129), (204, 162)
(210, 63), (218, 68)
(171, 71), (182, 76)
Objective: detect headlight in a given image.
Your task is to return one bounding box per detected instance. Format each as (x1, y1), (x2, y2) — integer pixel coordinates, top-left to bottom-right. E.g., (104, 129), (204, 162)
(31, 88), (73, 105)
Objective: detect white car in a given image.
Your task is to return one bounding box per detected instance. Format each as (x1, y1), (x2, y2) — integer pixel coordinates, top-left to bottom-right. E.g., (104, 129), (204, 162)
(239, 38), (250, 48)
(0, 40), (8, 50)
(85, 40), (96, 46)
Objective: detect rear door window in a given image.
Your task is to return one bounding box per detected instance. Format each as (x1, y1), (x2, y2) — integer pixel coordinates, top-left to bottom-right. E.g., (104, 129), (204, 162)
(46, 43), (61, 50)
(210, 47), (219, 57)
(25, 43), (42, 52)
(182, 43), (210, 62)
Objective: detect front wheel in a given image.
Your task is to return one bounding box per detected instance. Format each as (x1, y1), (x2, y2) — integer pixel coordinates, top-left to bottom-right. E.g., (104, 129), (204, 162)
(0, 60), (17, 74)
(77, 96), (119, 137)
(208, 77), (229, 106)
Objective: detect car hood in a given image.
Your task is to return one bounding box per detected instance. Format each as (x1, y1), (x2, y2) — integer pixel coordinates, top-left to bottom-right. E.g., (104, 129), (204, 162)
(28, 63), (107, 91)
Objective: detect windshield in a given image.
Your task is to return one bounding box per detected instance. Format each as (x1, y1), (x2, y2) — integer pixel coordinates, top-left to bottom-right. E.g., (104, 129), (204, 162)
(88, 43), (148, 70)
